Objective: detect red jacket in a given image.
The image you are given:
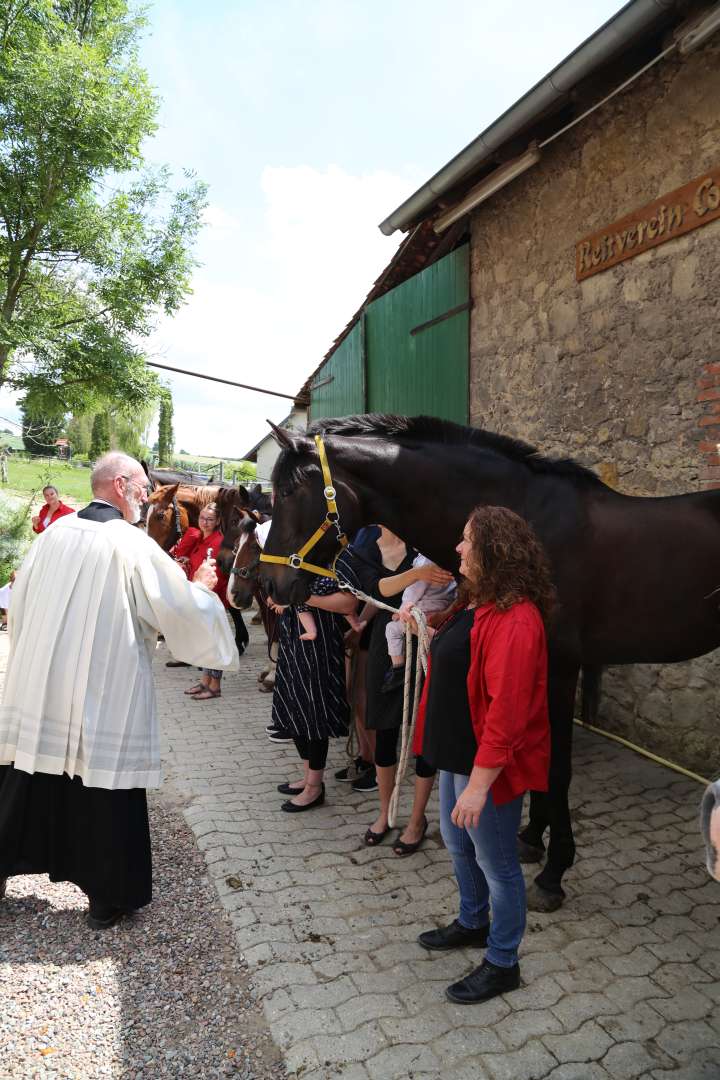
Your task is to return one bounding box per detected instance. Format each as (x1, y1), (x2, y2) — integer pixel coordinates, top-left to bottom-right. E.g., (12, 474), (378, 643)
(32, 501), (75, 534)
(172, 527), (229, 608)
(414, 600), (550, 805)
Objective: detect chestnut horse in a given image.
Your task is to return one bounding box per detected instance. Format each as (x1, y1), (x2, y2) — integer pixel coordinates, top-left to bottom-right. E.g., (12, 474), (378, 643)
(145, 483), (250, 552)
(259, 414), (720, 911)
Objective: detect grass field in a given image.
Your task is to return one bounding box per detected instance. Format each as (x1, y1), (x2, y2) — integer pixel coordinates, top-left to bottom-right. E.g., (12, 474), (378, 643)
(2, 458), (92, 506)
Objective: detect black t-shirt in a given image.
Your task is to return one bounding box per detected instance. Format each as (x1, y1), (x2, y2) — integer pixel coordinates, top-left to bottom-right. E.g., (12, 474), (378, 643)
(422, 608), (478, 776)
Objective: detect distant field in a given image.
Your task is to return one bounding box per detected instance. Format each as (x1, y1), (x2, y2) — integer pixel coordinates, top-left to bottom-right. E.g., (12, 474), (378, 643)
(2, 458), (92, 506)
(0, 433), (23, 451)
(173, 453), (256, 479)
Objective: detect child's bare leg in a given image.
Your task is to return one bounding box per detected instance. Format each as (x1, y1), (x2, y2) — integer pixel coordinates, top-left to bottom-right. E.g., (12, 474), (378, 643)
(298, 610), (317, 641)
(345, 614), (367, 633)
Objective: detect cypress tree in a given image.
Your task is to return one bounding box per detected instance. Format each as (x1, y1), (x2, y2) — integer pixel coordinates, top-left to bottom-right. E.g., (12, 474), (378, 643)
(157, 391), (174, 467)
(89, 412), (111, 461)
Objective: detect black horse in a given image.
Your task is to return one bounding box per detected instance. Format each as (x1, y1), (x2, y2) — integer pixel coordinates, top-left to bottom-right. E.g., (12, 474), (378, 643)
(260, 414), (720, 911)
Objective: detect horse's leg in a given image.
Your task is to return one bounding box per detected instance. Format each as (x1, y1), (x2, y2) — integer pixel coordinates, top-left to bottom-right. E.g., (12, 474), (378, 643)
(527, 665), (578, 913)
(581, 664), (602, 725)
(518, 792), (549, 862)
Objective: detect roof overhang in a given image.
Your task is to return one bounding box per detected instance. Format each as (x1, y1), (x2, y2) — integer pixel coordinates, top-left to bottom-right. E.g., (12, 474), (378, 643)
(378, 0), (679, 236)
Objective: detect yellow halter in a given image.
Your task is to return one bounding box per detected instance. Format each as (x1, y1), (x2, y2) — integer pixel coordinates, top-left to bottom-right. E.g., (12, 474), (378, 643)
(259, 434), (348, 579)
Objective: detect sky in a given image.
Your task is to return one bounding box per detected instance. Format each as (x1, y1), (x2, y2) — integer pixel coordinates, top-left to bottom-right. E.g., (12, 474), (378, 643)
(0, 0), (624, 459)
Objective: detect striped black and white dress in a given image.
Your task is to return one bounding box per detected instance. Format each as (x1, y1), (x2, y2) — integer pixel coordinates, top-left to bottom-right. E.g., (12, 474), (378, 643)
(271, 550), (360, 741)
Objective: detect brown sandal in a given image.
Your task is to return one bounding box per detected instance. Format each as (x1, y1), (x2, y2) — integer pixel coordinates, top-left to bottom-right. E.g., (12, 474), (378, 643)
(193, 688), (221, 700)
(184, 683), (207, 695)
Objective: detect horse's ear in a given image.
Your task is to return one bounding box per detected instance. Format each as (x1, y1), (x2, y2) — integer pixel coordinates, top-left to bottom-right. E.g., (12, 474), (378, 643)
(267, 420), (306, 452)
(154, 482), (179, 508)
(235, 484), (250, 503)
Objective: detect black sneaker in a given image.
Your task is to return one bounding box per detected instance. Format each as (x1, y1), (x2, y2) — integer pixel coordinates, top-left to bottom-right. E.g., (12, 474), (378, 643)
(267, 727), (294, 743)
(380, 666), (405, 694)
(445, 959), (520, 1004)
(418, 919), (490, 951)
(335, 757), (372, 782)
(351, 768), (378, 793)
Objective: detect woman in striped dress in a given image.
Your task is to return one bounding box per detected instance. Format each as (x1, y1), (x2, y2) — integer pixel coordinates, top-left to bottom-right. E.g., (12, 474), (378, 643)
(270, 550), (360, 812)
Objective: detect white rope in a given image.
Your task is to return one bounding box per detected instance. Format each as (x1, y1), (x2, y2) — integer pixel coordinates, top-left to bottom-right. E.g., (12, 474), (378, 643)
(337, 577), (431, 828)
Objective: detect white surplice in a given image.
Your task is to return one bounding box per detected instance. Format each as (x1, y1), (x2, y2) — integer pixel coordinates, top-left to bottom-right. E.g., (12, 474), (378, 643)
(0, 515), (239, 789)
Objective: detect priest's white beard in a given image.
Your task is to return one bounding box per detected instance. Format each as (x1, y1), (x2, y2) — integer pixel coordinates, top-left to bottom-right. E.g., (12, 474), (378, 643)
(126, 492), (142, 524)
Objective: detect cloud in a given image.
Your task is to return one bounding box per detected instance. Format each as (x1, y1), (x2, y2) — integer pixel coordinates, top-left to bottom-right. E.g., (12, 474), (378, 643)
(148, 163), (417, 457)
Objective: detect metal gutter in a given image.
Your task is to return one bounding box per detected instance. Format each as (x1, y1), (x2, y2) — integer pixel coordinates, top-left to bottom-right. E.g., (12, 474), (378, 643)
(378, 0), (677, 236)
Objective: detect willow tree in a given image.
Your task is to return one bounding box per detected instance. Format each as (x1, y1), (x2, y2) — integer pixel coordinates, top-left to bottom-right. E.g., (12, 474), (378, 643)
(0, 0), (207, 416)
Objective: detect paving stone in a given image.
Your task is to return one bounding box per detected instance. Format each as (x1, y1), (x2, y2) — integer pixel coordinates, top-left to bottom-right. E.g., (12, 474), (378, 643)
(336, 993), (406, 1031)
(494, 1007), (564, 1050)
(602, 1040), (673, 1079)
(650, 1046), (720, 1079)
(598, 1002), (666, 1042)
(150, 629), (718, 1080)
(550, 992), (616, 1031)
(480, 1039), (558, 1080)
(542, 1019), (614, 1063)
(544, 1064), (611, 1080)
(654, 1019), (719, 1063)
(310, 1021), (388, 1066)
(365, 1043), (441, 1079)
(648, 984), (714, 1022)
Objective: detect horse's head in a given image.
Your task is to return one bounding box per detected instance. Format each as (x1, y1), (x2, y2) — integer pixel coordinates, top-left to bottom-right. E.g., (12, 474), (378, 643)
(146, 483), (189, 551)
(259, 425), (359, 605)
(226, 510), (263, 610)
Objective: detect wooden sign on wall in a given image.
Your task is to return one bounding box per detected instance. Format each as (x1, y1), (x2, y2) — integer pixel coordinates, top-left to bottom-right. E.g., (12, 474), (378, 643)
(576, 166), (720, 280)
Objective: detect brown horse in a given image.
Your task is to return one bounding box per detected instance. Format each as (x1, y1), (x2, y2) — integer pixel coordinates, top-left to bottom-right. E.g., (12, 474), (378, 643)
(145, 483), (251, 552)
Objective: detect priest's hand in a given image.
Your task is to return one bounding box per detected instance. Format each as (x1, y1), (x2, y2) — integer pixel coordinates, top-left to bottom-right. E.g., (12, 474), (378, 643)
(193, 560), (218, 591)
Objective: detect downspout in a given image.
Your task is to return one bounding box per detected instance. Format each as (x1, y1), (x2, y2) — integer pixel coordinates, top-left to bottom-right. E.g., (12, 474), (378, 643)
(378, 0), (676, 236)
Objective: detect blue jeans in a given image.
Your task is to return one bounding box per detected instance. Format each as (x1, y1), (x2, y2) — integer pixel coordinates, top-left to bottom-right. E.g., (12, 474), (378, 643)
(439, 770), (526, 968)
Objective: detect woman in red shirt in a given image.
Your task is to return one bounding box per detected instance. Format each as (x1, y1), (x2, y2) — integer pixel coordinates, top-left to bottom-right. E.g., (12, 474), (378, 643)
(172, 503), (230, 700)
(413, 505), (553, 1005)
(31, 486), (75, 533)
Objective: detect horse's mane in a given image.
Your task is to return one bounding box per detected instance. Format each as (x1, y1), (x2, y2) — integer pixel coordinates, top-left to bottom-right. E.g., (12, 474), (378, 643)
(282, 414), (602, 486)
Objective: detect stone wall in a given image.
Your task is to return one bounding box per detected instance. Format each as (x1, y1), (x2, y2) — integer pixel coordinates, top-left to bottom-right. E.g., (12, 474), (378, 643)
(468, 39), (720, 775)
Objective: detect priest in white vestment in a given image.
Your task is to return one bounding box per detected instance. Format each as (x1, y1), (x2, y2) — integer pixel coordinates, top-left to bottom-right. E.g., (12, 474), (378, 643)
(0, 452), (238, 929)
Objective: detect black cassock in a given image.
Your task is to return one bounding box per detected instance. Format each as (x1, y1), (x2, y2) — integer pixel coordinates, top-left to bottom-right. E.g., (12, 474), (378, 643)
(0, 500), (152, 911)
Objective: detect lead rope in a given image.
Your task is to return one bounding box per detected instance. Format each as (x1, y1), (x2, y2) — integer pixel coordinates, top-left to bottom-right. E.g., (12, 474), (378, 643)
(337, 577), (430, 828)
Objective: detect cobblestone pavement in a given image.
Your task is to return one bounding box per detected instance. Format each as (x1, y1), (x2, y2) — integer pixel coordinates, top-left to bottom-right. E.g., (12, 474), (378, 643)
(158, 623), (720, 1080)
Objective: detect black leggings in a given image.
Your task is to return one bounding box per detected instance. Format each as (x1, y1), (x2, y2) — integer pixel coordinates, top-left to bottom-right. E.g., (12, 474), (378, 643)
(374, 727), (436, 778)
(293, 736), (329, 771)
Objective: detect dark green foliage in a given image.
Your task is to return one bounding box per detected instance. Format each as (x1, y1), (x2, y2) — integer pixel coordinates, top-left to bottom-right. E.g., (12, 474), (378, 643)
(89, 411), (110, 460)
(21, 400), (63, 456)
(0, 0), (207, 416)
(157, 389), (174, 466)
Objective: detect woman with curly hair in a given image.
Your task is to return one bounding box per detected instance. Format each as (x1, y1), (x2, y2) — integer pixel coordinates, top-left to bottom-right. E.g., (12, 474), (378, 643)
(412, 505), (554, 1005)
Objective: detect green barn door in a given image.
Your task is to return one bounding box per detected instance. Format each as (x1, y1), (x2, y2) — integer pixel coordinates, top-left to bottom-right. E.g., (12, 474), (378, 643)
(365, 245), (469, 423)
(309, 319), (365, 421)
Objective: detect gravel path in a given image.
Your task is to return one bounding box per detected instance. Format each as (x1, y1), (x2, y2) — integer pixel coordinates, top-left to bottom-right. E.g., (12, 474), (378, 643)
(0, 636), (286, 1080)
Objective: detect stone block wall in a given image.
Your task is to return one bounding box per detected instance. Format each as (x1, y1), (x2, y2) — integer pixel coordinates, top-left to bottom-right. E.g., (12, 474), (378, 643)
(468, 40), (720, 774)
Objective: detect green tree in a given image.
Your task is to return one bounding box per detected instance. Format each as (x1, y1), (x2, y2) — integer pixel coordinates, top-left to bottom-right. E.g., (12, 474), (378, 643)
(157, 389), (174, 466)
(21, 397), (63, 456)
(0, 0), (207, 416)
(66, 411), (94, 455)
(89, 410), (110, 460)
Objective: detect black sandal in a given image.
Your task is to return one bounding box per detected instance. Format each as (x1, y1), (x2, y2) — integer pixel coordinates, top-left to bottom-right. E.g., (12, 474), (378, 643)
(393, 817), (428, 857)
(364, 825), (390, 847)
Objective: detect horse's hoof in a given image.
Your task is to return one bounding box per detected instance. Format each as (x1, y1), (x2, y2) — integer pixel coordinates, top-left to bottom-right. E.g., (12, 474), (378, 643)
(517, 838), (545, 864)
(527, 883), (565, 913)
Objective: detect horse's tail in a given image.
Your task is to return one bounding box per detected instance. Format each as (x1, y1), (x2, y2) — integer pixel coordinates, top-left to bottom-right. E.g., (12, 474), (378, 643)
(580, 664), (603, 725)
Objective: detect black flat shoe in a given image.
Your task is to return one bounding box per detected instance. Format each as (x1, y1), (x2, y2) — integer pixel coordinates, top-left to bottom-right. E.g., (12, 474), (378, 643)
(281, 784), (325, 813)
(417, 918), (490, 951)
(445, 959), (520, 1004)
(87, 902), (126, 931)
(277, 782), (305, 795)
(165, 660), (191, 668)
(393, 816), (428, 857)
(364, 825), (389, 846)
